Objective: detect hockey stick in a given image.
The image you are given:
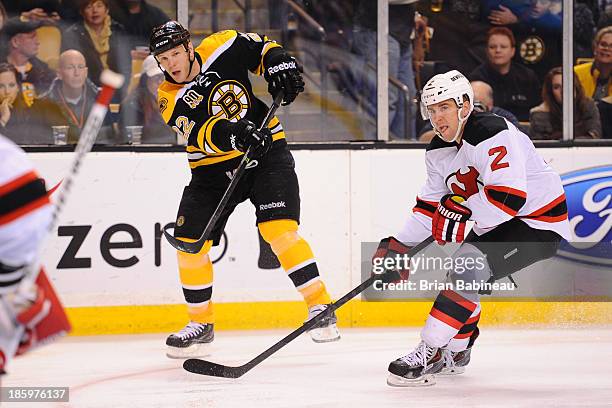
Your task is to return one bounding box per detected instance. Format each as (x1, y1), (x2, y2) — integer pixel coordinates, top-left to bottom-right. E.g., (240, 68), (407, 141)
(6, 70), (124, 359)
(183, 236), (436, 378)
(20, 70), (125, 286)
(163, 92), (284, 254)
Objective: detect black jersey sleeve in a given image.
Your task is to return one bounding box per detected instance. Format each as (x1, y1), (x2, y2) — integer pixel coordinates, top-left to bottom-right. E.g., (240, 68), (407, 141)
(233, 32), (283, 75)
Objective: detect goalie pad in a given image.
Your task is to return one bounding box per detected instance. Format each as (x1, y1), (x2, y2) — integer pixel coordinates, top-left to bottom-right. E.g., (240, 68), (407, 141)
(0, 267), (71, 374)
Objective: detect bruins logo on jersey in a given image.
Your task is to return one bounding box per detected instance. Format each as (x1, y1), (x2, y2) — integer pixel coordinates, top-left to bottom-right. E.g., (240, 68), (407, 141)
(208, 80), (250, 122)
(159, 97), (168, 114)
(519, 36), (545, 64)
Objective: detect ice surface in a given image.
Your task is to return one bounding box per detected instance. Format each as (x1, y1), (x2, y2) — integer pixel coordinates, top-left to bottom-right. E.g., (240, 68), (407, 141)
(3, 327), (612, 408)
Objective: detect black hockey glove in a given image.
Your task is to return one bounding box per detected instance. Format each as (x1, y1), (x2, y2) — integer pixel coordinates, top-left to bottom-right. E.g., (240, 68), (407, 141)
(229, 119), (272, 158)
(263, 49), (305, 106)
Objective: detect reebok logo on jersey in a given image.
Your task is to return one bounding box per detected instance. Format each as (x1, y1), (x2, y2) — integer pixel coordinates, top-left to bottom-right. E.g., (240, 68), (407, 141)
(437, 204), (463, 221)
(260, 201), (286, 211)
(230, 134), (237, 150)
(267, 61), (296, 75)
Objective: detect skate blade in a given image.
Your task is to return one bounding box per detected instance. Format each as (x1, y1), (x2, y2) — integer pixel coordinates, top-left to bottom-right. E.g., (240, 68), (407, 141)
(387, 373), (436, 387)
(166, 343), (212, 359)
(309, 325), (341, 343)
(438, 365), (466, 376)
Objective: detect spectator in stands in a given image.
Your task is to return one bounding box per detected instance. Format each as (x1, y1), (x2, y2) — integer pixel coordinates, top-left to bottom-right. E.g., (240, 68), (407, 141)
(575, 26), (612, 101)
(2, 1), (61, 24)
(119, 54), (175, 144)
(32, 49), (115, 144)
(0, 62), (48, 143)
(353, 0), (426, 139)
(529, 66), (601, 140)
(108, 0), (170, 50)
(470, 27), (540, 121)
(597, 95), (612, 138)
(418, 80), (520, 142)
(0, 18), (56, 105)
(61, 0), (131, 100)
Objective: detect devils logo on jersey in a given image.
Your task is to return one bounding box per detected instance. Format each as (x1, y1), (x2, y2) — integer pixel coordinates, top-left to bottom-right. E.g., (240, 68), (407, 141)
(445, 166), (483, 198)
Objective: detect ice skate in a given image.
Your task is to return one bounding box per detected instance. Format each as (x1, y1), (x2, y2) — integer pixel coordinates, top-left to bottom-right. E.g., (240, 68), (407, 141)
(306, 304), (340, 343)
(387, 340), (443, 386)
(166, 322), (214, 359)
(438, 347), (472, 376)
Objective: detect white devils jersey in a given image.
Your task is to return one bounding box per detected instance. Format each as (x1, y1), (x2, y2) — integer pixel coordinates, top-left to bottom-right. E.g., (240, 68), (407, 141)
(398, 112), (571, 244)
(0, 135), (52, 268)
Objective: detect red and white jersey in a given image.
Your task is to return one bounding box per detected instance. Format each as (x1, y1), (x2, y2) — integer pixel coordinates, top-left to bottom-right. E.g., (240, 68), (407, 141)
(0, 135), (52, 269)
(398, 112), (570, 244)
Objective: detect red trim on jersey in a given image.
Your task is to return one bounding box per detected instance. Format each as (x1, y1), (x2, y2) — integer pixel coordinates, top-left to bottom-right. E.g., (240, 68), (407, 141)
(524, 194), (568, 222)
(453, 331), (474, 339)
(465, 312), (481, 325)
(412, 197), (437, 218)
(430, 308), (464, 330)
(0, 171), (38, 197)
(441, 290), (478, 313)
(484, 185), (527, 216)
(0, 195), (50, 226)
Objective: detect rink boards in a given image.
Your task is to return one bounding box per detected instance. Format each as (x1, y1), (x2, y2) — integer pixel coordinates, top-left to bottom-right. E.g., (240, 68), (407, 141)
(29, 146), (612, 334)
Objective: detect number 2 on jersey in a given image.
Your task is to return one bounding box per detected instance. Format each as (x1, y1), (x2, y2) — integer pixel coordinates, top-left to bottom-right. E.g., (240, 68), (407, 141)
(488, 146), (509, 171)
(173, 116), (195, 141)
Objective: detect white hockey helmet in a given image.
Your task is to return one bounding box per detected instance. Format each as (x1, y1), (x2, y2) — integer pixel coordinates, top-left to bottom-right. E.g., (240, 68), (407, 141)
(419, 70), (474, 120)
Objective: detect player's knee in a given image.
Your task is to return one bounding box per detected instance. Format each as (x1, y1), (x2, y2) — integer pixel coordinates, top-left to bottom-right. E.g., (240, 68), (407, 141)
(176, 239), (213, 268)
(258, 220), (300, 254)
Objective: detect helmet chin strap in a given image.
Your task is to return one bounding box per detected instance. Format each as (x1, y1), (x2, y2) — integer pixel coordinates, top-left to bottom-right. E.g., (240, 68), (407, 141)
(431, 105), (467, 143)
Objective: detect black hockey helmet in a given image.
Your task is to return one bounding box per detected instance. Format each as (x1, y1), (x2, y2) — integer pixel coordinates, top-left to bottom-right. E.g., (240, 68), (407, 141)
(149, 21), (190, 56)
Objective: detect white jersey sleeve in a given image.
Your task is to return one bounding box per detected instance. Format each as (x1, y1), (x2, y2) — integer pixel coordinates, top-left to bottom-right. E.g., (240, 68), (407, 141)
(464, 127), (528, 235)
(397, 143), (454, 245)
(0, 135), (53, 270)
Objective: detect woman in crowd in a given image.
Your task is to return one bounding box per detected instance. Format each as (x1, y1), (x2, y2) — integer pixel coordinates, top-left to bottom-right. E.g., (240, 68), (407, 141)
(529, 66), (602, 139)
(0, 61), (57, 144)
(61, 0), (131, 100)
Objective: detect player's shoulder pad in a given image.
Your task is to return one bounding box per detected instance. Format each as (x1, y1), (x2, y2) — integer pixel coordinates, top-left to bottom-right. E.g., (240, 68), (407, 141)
(196, 30), (238, 53)
(461, 112), (509, 147)
(426, 135), (457, 152)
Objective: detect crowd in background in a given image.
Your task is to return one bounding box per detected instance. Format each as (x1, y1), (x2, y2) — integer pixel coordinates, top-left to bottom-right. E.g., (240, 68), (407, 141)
(309, 0), (611, 140)
(0, 0), (175, 145)
(0, 0), (609, 145)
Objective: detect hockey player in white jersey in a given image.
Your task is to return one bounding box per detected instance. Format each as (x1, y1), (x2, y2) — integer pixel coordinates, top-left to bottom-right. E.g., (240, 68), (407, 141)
(374, 71), (571, 386)
(0, 134), (70, 380)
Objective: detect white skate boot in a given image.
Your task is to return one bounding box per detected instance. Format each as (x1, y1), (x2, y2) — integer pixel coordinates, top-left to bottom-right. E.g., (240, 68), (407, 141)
(387, 340), (443, 386)
(166, 322), (214, 359)
(306, 304), (340, 343)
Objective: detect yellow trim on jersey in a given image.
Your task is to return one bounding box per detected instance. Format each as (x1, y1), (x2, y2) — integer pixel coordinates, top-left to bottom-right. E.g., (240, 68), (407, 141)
(194, 30), (239, 66)
(197, 115), (225, 153)
(272, 131), (286, 141)
(189, 151), (244, 168)
(255, 40), (282, 75)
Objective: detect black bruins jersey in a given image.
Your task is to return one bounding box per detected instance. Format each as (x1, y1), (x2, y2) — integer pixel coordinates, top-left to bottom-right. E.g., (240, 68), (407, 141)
(158, 30), (286, 171)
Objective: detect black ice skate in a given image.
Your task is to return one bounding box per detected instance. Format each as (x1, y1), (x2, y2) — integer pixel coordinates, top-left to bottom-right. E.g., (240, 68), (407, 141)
(306, 304), (340, 343)
(387, 340), (443, 386)
(166, 322), (214, 359)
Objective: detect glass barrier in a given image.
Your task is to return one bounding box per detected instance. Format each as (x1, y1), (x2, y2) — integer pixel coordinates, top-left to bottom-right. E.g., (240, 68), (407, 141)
(0, 1), (609, 146)
(0, 0), (176, 146)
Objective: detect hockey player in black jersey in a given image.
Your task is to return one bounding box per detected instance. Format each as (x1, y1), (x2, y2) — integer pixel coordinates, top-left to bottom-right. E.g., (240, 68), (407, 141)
(149, 21), (339, 358)
(373, 70), (570, 386)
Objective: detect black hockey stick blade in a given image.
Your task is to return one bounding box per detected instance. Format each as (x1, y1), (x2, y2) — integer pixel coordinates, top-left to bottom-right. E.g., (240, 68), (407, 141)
(183, 236), (436, 378)
(163, 92), (284, 254)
